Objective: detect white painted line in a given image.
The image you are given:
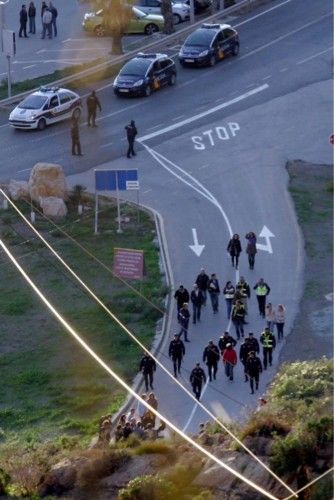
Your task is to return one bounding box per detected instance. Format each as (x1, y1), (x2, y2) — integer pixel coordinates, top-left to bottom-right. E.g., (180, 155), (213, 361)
(62, 38), (71, 43)
(263, 75), (272, 80)
(17, 168), (31, 173)
(182, 380), (209, 433)
(23, 65), (36, 70)
(172, 114), (185, 121)
(296, 47), (333, 65)
(235, 0), (293, 27)
(138, 84), (269, 142)
(100, 141), (113, 148)
(36, 49), (45, 54)
(178, 80), (194, 88)
(147, 123), (164, 131)
(142, 189), (152, 194)
(0, 72), (7, 76)
(279, 67), (288, 72)
(39, 48), (108, 52)
(199, 164), (209, 169)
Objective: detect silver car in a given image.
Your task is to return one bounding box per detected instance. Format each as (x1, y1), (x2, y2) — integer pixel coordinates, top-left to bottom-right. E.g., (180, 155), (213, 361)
(136, 0), (190, 24)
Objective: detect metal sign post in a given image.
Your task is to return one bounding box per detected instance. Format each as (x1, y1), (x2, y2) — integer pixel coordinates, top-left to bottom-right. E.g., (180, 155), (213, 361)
(3, 28), (15, 98)
(116, 171), (122, 233)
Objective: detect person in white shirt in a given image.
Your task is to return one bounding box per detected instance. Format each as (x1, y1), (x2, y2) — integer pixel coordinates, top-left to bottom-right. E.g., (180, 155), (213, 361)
(41, 7), (52, 39)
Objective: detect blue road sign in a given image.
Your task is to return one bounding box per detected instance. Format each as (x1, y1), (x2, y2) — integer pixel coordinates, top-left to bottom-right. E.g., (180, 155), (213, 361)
(95, 169), (139, 191)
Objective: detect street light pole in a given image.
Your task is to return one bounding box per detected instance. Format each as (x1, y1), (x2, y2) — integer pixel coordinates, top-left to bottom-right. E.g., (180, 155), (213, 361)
(0, 0), (9, 52)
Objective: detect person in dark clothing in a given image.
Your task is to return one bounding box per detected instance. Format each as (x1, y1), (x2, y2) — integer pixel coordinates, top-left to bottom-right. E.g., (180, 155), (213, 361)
(245, 351), (262, 394)
(245, 232), (257, 269)
(125, 120), (137, 158)
(71, 116), (82, 156)
(227, 233), (242, 269)
(168, 334), (185, 377)
(86, 90), (102, 127)
(236, 276), (251, 314)
(195, 268), (209, 306)
(231, 300), (246, 340)
(218, 331), (237, 352)
(174, 285), (189, 318)
(202, 340), (220, 381)
(246, 332), (260, 354)
(190, 284), (204, 324)
(223, 281), (235, 319)
(49, 1), (58, 37)
(254, 278), (271, 317)
(19, 5), (28, 38)
(260, 327), (276, 369)
(139, 352), (156, 391)
(123, 421), (133, 439)
(28, 2), (36, 34)
(208, 273), (220, 313)
(239, 337), (253, 382)
(178, 303), (190, 341)
(41, 1), (47, 18)
(190, 362), (206, 400)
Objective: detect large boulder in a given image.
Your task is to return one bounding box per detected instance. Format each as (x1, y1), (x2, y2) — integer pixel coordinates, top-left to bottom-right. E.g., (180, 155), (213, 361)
(40, 196), (68, 217)
(29, 163), (68, 202)
(8, 180), (29, 201)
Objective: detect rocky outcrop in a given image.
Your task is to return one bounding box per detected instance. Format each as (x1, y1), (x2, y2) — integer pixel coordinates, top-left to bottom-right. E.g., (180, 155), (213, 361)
(8, 180), (29, 201)
(39, 196), (68, 217)
(29, 163), (68, 202)
(38, 457), (88, 497)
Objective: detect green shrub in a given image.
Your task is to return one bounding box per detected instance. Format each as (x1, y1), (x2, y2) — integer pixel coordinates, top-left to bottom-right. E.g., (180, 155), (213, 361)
(306, 417), (333, 445)
(118, 474), (176, 500)
(134, 440), (174, 457)
(241, 411), (291, 439)
(270, 430), (317, 474)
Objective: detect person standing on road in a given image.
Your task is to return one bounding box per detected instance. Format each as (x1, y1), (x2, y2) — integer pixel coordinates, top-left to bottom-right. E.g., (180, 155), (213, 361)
(223, 280), (235, 319)
(86, 90), (102, 127)
(41, 1), (47, 19)
(265, 302), (275, 332)
(139, 352), (156, 391)
(274, 304), (286, 341)
(168, 334), (185, 378)
(245, 351), (263, 394)
(253, 278), (271, 318)
(125, 120), (137, 158)
(70, 116), (83, 156)
(49, 2), (58, 37)
(208, 273), (220, 314)
(231, 300), (246, 340)
(28, 2), (36, 34)
(245, 232), (257, 269)
(174, 285), (189, 319)
(218, 331), (237, 353)
(227, 233), (242, 269)
(236, 276), (251, 313)
(41, 7), (52, 39)
(222, 343), (237, 381)
(189, 362), (206, 400)
(19, 5), (28, 38)
(246, 332), (260, 354)
(190, 284), (204, 324)
(260, 327), (276, 369)
(239, 337), (252, 382)
(178, 302), (190, 341)
(202, 340), (220, 381)
(195, 268), (209, 306)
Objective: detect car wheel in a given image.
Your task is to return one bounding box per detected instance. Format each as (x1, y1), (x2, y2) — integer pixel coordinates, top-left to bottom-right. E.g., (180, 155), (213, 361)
(37, 118), (46, 131)
(72, 108), (81, 120)
(173, 13), (181, 24)
(232, 42), (240, 56)
(168, 73), (176, 86)
(144, 23), (159, 35)
(94, 25), (105, 37)
(144, 85), (151, 97)
(208, 54), (216, 67)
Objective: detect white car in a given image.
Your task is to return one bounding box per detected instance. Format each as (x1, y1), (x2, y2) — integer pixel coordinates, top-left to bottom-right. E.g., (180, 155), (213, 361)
(136, 0), (190, 24)
(9, 87), (82, 131)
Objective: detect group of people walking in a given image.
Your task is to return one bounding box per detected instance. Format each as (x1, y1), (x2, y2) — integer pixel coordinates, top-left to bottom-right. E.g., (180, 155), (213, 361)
(19, 2), (57, 39)
(227, 232), (257, 270)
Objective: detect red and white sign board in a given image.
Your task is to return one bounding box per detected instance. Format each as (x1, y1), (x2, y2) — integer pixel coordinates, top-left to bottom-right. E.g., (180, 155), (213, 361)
(113, 248), (144, 280)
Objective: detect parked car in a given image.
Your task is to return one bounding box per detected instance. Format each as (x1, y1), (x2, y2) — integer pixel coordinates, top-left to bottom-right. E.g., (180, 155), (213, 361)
(135, 0), (190, 24)
(9, 87), (81, 131)
(178, 23), (239, 67)
(82, 6), (164, 36)
(173, 0), (212, 14)
(113, 52), (177, 97)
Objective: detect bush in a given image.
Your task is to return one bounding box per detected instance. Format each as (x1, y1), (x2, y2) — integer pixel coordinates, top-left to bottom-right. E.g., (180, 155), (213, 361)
(77, 449), (130, 488)
(241, 411), (291, 439)
(306, 417), (333, 445)
(134, 441), (175, 457)
(270, 430), (317, 474)
(118, 474), (176, 500)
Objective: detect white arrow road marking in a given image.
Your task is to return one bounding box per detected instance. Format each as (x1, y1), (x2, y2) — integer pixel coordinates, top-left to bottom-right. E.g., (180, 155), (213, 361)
(189, 228), (205, 257)
(256, 225), (275, 254)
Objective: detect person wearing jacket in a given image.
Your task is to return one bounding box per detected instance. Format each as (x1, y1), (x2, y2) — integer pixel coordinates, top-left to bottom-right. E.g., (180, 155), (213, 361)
(218, 331), (237, 352)
(49, 1), (58, 37)
(208, 273), (220, 313)
(41, 7), (52, 39)
(245, 232), (257, 269)
(189, 362), (206, 400)
(178, 303), (190, 341)
(190, 284), (204, 324)
(28, 2), (36, 34)
(227, 233), (242, 269)
(19, 5), (28, 38)
(86, 90), (102, 127)
(253, 278), (271, 317)
(231, 300), (246, 340)
(202, 340), (220, 381)
(139, 352), (156, 391)
(246, 332), (260, 354)
(245, 351), (262, 394)
(275, 304), (286, 341)
(265, 302), (275, 332)
(125, 120), (137, 158)
(174, 285), (189, 318)
(236, 276), (251, 313)
(195, 268), (209, 306)
(239, 337), (253, 382)
(260, 327), (276, 369)
(223, 281), (235, 319)
(169, 334), (185, 377)
(222, 343), (237, 381)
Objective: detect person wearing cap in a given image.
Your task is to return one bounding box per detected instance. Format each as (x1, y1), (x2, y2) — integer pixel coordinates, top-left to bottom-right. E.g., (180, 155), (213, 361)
(195, 268), (209, 306)
(260, 327), (276, 369)
(208, 273), (220, 313)
(190, 283), (204, 324)
(222, 343), (237, 381)
(139, 352), (156, 391)
(174, 285), (189, 319)
(202, 340), (220, 381)
(178, 302), (190, 341)
(168, 334), (185, 377)
(218, 331), (237, 353)
(246, 332), (260, 354)
(245, 351), (263, 394)
(125, 120), (138, 158)
(189, 362), (206, 400)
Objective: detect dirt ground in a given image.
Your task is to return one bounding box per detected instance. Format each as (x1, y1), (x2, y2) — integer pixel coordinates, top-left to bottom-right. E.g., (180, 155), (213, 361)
(280, 160), (333, 362)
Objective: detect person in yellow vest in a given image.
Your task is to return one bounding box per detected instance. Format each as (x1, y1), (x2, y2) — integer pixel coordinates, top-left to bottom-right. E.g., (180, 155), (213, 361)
(253, 278), (271, 318)
(260, 327), (276, 369)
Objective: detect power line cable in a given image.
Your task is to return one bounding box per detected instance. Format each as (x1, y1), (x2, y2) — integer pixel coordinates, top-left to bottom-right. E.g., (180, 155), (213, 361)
(282, 467), (334, 500)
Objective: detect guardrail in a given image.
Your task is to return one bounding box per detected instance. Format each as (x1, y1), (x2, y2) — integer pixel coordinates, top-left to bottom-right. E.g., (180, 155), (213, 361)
(0, 0), (254, 107)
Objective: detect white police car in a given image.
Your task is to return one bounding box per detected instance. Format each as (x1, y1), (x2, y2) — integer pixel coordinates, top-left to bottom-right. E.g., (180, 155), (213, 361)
(9, 87), (82, 131)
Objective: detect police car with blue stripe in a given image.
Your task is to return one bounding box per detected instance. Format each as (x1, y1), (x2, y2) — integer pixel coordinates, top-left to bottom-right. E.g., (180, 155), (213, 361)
(9, 87), (82, 131)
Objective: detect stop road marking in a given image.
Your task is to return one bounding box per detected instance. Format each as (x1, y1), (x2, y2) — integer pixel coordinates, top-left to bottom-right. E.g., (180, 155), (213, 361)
(192, 122), (240, 150)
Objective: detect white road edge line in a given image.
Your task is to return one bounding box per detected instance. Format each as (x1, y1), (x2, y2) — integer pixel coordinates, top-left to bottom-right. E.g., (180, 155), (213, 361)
(182, 380), (209, 433)
(138, 84), (269, 142)
(296, 47), (333, 65)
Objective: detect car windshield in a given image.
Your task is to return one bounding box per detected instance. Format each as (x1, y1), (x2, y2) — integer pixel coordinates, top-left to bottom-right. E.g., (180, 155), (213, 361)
(185, 29), (214, 47)
(18, 95), (48, 110)
(119, 58), (151, 77)
(132, 6), (146, 18)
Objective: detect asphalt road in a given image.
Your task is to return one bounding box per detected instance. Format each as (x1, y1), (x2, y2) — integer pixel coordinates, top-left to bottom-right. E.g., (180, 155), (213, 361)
(1, 0), (333, 434)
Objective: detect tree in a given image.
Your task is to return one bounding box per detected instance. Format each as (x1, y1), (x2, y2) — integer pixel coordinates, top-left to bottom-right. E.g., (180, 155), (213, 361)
(160, 0), (174, 34)
(91, 0), (133, 54)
